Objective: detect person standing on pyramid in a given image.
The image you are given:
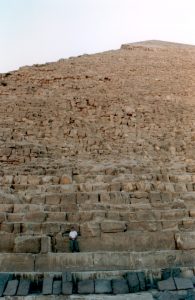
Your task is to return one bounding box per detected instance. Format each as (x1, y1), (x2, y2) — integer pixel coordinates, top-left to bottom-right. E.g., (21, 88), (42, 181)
(69, 226), (80, 252)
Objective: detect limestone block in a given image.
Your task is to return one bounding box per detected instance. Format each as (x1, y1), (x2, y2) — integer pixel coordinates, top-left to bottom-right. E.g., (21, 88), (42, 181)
(42, 277), (53, 295)
(27, 175), (41, 185)
(14, 175), (28, 185)
(41, 236), (51, 253)
(79, 211), (93, 222)
(3, 280), (19, 296)
(0, 212), (6, 222)
(0, 253), (34, 272)
(101, 221), (127, 233)
(42, 223), (61, 235)
(0, 223), (14, 233)
(161, 210), (187, 220)
(24, 211), (47, 222)
(17, 279), (31, 296)
(0, 204), (13, 213)
(67, 212), (80, 222)
(47, 212), (66, 222)
(3, 175), (13, 184)
(62, 281), (73, 295)
(35, 253), (94, 272)
(126, 272), (139, 292)
(21, 223), (42, 234)
(54, 236), (69, 252)
(112, 279), (129, 294)
(175, 232), (195, 250)
(174, 277), (193, 290)
(0, 273), (10, 297)
(95, 279), (112, 294)
(157, 277), (176, 291)
(14, 236), (41, 253)
(0, 233), (14, 252)
(78, 279), (94, 294)
(7, 213), (23, 222)
(80, 222), (100, 237)
(53, 280), (62, 295)
(45, 194), (61, 205)
(31, 195), (45, 204)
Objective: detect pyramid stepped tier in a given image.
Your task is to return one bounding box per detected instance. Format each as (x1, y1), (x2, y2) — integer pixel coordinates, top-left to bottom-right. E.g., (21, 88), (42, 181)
(0, 41), (195, 274)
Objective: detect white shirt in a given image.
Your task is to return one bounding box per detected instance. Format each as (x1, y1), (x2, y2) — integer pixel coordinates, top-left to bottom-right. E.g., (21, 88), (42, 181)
(69, 230), (78, 239)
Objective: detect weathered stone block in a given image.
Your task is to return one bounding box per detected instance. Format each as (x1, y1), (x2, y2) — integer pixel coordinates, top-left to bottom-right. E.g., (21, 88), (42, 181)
(0, 233), (14, 252)
(14, 236), (41, 253)
(95, 279), (112, 294)
(42, 277), (53, 295)
(53, 280), (62, 295)
(126, 272), (140, 292)
(41, 236), (51, 253)
(174, 277), (194, 290)
(175, 232), (195, 250)
(3, 279), (19, 296)
(62, 281), (73, 295)
(77, 280), (94, 294)
(137, 272), (146, 291)
(101, 221), (126, 233)
(157, 277), (176, 291)
(0, 273), (10, 297)
(112, 279), (129, 294)
(17, 279), (31, 296)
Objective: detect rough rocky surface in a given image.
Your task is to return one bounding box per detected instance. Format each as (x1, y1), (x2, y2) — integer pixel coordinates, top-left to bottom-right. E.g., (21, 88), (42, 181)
(0, 40), (195, 277)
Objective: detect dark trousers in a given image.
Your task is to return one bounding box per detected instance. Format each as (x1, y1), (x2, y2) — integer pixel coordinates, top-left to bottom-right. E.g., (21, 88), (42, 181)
(69, 239), (79, 252)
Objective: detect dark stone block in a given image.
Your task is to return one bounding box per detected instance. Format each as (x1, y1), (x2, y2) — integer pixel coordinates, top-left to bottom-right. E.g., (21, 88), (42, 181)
(187, 290), (195, 300)
(95, 279), (112, 294)
(53, 280), (62, 295)
(157, 277), (176, 291)
(42, 277), (53, 295)
(62, 281), (73, 295)
(78, 280), (94, 294)
(62, 272), (72, 282)
(174, 277), (193, 290)
(3, 280), (19, 296)
(162, 268), (181, 280)
(137, 271), (146, 291)
(158, 291), (180, 300)
(0, 273), (10, 297)
(17, 279), (31, 296)
(126, 272), (139, 292)
(112, 279), (129, 294)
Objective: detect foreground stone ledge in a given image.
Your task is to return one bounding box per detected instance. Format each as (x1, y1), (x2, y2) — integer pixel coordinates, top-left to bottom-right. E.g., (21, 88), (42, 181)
(0, 254), (34, 272)
(0, 251), (195, 272)
(0, 293), (154, 299)
(35, 250), (195, 272)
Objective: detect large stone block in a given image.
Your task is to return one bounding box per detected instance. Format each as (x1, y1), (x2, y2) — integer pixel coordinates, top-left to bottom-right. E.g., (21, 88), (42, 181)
(0, 273), (10, 297)
(112, 279), (129, 294)
(175, 233), (195, 250)
(14, 236), (41, 253)
(42, 277), (53, 295)
(95, 279), (112, 294)
(0, 233), (14, 252)
(78, 280), (94, 294)
(17, 279), (31, 296)
(101, 221), (127, 233)
(0, 254), (34, 272)
(157, 277), (176, 291)
(3, 280), (19, 296)
(126, 272), (140, 293)
(53, 280), (62, 295)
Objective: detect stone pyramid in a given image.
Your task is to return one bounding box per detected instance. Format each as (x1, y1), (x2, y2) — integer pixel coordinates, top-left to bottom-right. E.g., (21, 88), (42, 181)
(0, 40), (195, 273)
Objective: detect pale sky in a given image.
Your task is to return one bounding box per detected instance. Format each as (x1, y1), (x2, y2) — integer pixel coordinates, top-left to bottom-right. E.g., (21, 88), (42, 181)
(0, 0), (195, 73)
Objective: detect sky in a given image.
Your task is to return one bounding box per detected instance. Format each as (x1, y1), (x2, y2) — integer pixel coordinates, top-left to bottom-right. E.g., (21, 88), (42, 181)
(0, 0), (195, 73)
